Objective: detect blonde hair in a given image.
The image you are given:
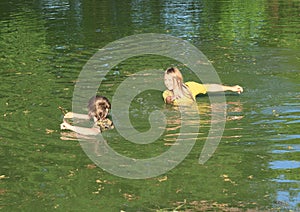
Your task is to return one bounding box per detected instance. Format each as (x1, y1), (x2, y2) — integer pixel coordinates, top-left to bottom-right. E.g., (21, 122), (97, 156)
(165, 67), (195, 101)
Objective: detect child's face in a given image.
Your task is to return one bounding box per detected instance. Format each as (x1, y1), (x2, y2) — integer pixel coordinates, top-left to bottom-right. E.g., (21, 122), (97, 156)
(96, 106), (109, 120)
(164, 74), (174, 90)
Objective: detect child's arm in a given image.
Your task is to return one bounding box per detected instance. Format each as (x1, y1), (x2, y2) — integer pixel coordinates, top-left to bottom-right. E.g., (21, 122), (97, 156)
(64, 112), (90, 120)
(204, 84), (243, 94)
(60, 119), (100, 135)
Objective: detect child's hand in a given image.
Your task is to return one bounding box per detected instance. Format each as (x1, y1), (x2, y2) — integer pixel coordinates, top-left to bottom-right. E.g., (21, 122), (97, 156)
(232, 85), (243, 94)
(60, 122), (68, 130)
(64, 112), (74, 119)
(166, 96), (175, 104)
(60, 119), (71, 130)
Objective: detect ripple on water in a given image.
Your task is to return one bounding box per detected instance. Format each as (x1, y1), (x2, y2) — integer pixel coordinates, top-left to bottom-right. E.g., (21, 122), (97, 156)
(261, 106), (300, 115)
(251, 105), (300, 126)
(271, 134), (300, 141)
(275, 190), (300, 209)
(271, 144), (300, 154)
(271, 174), (300, 183)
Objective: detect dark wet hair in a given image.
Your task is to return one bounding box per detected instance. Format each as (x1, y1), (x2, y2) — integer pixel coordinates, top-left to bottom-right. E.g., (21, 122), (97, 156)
(87, 95), (111, 121)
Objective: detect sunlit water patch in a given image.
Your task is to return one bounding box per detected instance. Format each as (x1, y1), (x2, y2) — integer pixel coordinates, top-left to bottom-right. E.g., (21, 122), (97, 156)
(271, 144), (300, 154)
(269, 160), (300, 170)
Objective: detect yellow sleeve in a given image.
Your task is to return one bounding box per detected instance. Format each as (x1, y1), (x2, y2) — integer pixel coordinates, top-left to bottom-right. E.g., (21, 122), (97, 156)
(185, 81), (207, 98)
(162, 90), (173, 103)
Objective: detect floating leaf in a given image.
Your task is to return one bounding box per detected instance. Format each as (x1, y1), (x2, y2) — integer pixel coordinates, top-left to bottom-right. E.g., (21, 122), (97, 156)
(23, 110), (30, 115)
(86, 164), (97, 169)
(0, 189), (7, 195)
(221, 174), (237, 185)
(123, 193), (138, 201)
(0, 175), (9, 180)
(45, 129), (54, 134)
(68, 170), (75, 177)
(176, 189), (182, 194)
(158, 175), (168, 182)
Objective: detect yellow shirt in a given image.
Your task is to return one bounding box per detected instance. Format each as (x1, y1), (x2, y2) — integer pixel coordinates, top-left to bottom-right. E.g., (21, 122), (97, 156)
(162, 81), (207, 105)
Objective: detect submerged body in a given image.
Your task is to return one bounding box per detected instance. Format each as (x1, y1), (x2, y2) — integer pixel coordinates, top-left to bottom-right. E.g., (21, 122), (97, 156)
(60, 95), (113, 135)
(163, 81), (207, 105)
(96, 118), (114, 131)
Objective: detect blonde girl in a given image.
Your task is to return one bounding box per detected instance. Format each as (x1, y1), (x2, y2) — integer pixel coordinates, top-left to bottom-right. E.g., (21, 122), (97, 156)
(163, 67), (243, 105)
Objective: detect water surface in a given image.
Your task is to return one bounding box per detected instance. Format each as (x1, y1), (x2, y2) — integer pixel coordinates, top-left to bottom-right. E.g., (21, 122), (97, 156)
(1, 0), (299, 211)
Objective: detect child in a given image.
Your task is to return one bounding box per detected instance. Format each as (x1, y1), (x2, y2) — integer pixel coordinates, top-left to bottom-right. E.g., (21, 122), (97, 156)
(60, 95), (114, 135)
(163, 67), (243, 105)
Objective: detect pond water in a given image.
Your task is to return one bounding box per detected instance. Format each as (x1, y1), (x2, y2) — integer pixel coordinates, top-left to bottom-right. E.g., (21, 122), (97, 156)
(1, 0), (299, 211)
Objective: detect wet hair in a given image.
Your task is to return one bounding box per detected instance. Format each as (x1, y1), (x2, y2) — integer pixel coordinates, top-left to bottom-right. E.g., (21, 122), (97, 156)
(87, 95), (111, 121)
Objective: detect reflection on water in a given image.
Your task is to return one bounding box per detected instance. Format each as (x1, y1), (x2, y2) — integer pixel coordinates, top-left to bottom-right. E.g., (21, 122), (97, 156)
(269, 161), (300, 170)
(272, 144), (300, 154)
(276, 191), (300, 209)
(250, 101), (300, 208)
(1, 0), (300, 210)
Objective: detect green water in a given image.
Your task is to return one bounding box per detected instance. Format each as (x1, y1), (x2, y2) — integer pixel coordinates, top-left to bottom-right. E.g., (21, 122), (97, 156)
(1, 0), (299, 211)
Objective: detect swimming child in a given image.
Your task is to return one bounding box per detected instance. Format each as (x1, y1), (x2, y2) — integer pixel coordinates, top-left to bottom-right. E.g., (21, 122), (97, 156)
(163, 67), (243, 105)
(60, 95), (114, 135)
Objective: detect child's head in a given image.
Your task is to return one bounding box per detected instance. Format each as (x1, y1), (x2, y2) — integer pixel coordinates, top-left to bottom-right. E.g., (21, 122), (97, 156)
(88, 95), (111, 121)
(164, 67), (195, 101)
(164, 67), (183, 91)
(164, 67), (183, 90)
